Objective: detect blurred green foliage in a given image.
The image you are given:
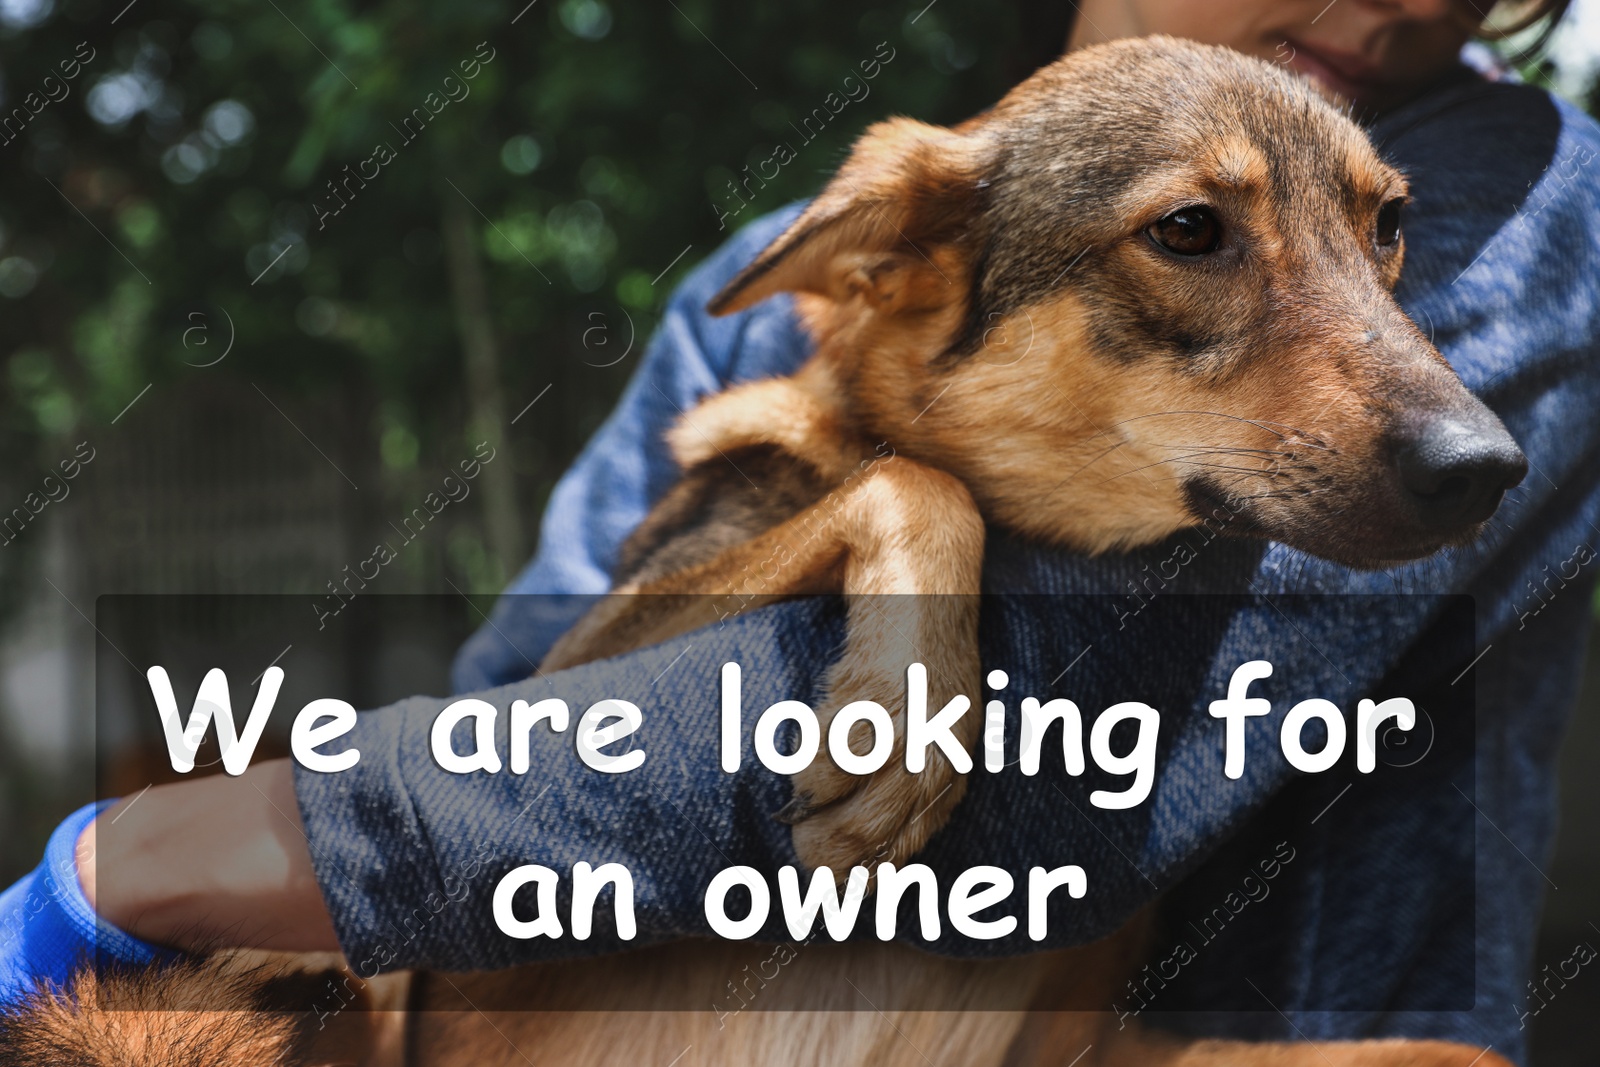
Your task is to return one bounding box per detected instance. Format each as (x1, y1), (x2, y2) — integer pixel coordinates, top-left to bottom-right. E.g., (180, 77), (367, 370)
(0, 0), (1029, 600)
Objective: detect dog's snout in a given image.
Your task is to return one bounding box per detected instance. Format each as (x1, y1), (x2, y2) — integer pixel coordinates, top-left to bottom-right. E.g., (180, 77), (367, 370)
(1396, 417), (1527, 530)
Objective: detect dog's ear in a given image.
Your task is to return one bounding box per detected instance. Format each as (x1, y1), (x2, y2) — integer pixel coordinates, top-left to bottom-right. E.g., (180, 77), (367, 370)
(708, 117), (993, 316)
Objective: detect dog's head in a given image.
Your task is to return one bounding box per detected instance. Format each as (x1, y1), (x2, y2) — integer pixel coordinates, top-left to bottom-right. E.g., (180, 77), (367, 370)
(710, 36), (1525, 566)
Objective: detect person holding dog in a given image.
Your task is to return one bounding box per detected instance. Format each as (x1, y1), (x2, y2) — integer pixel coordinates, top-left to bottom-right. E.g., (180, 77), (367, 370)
(4, 1), (1596, 1064)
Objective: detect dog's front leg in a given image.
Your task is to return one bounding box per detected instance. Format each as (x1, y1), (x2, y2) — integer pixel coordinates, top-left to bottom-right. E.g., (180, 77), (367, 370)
(774, 456), (986, 873)
(552, 449), (985, 872)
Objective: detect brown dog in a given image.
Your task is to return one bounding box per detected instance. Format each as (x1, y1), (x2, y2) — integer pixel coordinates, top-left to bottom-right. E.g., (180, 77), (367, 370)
(3, 36), (1523, 1067)
(541, 32), (1526, 877)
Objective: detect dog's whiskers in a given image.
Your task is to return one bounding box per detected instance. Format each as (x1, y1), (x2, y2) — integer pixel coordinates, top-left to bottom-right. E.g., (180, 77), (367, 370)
(1094, 453), (1288, 485)
(1109, 410), (1332, 450)
(1224, 490), (1304, 502)
(1187, 461), (1288, 477)
(1038, 437), (1129, 500)
(1144, 441), (1293, 456)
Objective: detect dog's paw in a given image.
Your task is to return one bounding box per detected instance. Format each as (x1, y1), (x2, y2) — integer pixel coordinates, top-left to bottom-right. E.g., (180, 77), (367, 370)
(786, 752), (969, 874)
(778, 636), (979, 873)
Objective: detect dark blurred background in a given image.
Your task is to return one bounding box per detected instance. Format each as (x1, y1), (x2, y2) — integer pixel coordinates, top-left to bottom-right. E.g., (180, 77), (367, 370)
(0, 0), (1595, 1060)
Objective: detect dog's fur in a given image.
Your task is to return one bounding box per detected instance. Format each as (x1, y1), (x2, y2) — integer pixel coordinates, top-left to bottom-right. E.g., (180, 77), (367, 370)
(5, 37), (1522, 1067)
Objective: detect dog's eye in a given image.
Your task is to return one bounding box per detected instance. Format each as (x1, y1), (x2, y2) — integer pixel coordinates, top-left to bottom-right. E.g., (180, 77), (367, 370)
(1376, 199), (1403, 248)
(1148, 208), (1221, 257)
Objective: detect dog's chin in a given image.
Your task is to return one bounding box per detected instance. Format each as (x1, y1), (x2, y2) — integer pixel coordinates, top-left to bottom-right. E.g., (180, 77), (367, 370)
(1234, 527), (1458, 570)
(1182, 478), (1483, 570)
(1296, 540), (1444, 570)
(1287, 508), (1501, 569)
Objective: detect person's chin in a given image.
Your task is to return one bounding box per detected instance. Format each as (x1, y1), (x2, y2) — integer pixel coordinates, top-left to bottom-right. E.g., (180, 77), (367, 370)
(1276, 38), (1406, 112)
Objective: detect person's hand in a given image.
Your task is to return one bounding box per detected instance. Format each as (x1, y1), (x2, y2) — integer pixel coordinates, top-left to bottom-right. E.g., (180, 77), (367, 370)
(0, 801), (174, 1005)
(82, 759), (342, 955)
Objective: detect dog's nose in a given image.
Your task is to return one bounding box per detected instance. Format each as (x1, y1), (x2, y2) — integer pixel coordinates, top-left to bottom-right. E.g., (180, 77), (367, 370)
(1396, 418), (1527, 529)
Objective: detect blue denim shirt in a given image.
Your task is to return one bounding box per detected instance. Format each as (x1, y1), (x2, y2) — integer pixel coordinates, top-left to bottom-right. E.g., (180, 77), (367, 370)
(295, 73), (1600, 1061)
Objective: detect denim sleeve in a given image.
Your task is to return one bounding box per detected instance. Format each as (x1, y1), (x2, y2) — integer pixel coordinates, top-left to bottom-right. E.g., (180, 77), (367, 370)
(298, 80), (1600, 1058)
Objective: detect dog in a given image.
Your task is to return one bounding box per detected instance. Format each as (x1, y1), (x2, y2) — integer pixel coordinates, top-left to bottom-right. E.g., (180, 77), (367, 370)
(1, 36), (1525, 1067)
(538, 32), (1526, 875)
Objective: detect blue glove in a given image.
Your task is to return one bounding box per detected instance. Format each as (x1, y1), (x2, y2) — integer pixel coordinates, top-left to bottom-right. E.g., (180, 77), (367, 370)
(0, 801), (175, 1004)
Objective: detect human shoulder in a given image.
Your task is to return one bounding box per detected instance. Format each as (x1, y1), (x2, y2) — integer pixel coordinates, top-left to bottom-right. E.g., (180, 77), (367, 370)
(1372, 75), (1600, 316)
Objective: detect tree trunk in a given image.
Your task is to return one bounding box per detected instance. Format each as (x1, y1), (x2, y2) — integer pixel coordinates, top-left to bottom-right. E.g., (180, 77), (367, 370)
(440, 193), (524, 579)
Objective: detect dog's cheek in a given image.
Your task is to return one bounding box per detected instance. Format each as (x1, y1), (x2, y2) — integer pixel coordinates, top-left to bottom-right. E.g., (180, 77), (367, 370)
(1069, 243), (1257, 371)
